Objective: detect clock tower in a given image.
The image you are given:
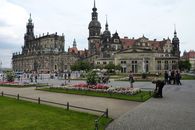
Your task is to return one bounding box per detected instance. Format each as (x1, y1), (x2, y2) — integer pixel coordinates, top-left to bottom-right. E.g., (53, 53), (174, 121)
(88, 0), (101, 55)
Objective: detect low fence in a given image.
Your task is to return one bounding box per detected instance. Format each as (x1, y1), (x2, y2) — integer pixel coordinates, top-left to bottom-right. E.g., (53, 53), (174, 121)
(1, 91), (108, 130)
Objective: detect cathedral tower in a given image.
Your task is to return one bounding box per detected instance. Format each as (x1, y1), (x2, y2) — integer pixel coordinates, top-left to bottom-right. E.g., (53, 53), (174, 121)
(172, 26), (180, 58)
(24, 14), (35, 42)
(88, 0), (101, 55)
(23, 14), (35, 54)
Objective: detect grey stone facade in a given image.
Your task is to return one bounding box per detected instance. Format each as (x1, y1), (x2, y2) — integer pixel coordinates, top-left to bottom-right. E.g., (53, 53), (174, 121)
(12, 15), (78, 73)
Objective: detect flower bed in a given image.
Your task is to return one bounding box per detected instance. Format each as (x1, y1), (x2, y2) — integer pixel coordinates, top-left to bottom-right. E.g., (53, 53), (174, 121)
(107, 87), (141, 95)
(73, 83), (109, 90)
(52, 83), (140, 95)
(0, 81), (19, 85)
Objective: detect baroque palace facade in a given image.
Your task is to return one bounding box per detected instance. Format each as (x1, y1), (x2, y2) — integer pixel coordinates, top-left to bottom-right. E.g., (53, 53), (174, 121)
(12, 1), (180, 74)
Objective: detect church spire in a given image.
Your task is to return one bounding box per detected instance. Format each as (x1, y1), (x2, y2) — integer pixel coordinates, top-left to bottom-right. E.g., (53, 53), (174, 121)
(73, 38), (77, 48)
(25, 13), (34, 40)
(174, 24), (177, 37)
(92, 0), (98, 20)
(94, 0), (96, 9)
(28, 13), (32, 24)
(105, 15), (108, 31)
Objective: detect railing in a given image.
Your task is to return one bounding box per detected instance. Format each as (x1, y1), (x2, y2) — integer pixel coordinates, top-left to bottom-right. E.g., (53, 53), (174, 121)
(1, 91), (108, 130)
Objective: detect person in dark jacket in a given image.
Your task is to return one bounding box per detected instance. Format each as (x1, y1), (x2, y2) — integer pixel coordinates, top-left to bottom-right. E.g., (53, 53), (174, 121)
(152, 73), (165, 98)
(158, 80), (165, 98)
(175, 70), (182, 85)
(164, 71), (169, 85)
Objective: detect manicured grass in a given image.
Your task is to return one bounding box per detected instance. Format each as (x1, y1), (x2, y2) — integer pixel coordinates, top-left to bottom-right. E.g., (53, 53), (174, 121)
(38, 88), (152, 102)
(181, 74), (195, 80)
(0, 96), (111, 130)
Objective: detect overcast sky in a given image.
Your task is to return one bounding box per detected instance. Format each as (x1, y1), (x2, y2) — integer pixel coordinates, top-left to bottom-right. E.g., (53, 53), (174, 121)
(0, 0), (195, 68)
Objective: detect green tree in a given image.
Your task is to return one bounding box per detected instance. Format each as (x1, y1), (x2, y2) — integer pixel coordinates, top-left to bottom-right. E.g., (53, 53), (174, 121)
(179, 60), (191, 71)
(71, 61), (93, 71)
(86, 71), (99, 85)
(5, 71), (15, 82)
(104, 63), (122, 73)
(115, 64), (122, 71)
(104, 63), (116, 73)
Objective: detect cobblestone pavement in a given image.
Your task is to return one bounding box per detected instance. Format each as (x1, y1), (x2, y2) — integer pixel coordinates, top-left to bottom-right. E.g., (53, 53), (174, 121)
(106, 80), (195, 130)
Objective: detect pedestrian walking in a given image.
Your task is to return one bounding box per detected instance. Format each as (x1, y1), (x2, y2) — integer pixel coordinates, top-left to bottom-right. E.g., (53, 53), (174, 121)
(175, 70), (182, 85)
(68, 71), (71, 83)
(168, 70), (171, 84)
(164, 71), (169, 84)
(171, 70), (175, 84)
(35, 75), (38, 83)
(64, 73), (67, 84)
(129, 71), (134, 88)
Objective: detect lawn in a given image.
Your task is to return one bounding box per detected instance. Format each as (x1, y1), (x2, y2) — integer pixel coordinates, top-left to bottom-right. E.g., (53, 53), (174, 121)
(38, 87), (152, 102)
(0, 96), (111, 130)
(181, 74), (195, 80)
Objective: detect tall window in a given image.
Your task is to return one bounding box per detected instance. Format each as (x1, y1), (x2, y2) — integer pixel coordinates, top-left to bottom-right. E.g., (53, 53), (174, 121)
(172, 61), (176, 70)
(121, 67), (126, 73)
(146, 61), (149, 72)
(165, 61), (169, 70)
(55, 65), (57, 70)
(157, 61), (161, 70)
(132, 61), (138, 73)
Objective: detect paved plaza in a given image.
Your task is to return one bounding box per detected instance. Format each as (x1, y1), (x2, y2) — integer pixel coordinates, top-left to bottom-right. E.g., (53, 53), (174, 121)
(1, 79), (195, 130)
(106, 80), (195, 130)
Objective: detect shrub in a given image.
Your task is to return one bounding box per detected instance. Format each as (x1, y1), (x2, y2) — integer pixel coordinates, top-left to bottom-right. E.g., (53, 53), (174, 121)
(5, 71), (15, 82)
(86, 71), (99, 85)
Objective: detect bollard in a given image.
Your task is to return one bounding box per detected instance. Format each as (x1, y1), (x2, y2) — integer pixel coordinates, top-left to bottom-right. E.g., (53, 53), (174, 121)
(38, 97), (40, 104)
(95, 119), (99, 130)
(105, 108), (109, 118)
(67, 102), (69, 110)
(17, 94), (19, 100)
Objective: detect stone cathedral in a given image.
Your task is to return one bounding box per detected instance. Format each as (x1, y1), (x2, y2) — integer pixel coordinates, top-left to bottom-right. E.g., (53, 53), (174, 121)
(12, 15), (78, 73)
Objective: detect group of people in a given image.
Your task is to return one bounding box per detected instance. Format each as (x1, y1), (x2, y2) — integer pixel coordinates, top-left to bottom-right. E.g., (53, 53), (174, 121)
(164, 70), (182, 85)
(128, 69), (182, 98)
(64, 72), (71, 83)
